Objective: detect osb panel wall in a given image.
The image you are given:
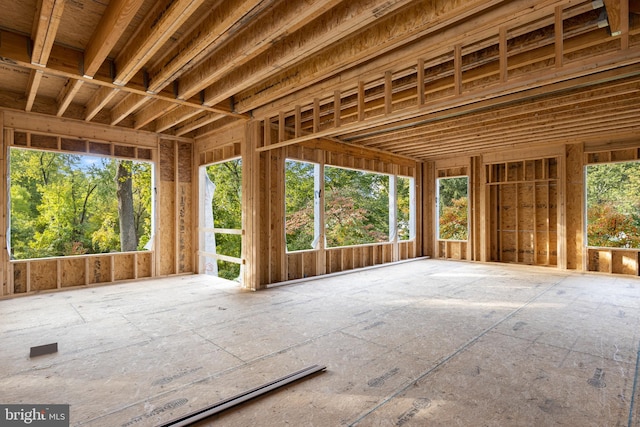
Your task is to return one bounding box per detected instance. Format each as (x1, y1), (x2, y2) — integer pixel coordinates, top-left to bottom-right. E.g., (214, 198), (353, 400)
(158, 140), (194, 276)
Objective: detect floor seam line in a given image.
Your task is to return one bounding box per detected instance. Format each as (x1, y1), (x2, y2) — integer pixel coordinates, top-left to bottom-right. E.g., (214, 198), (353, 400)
(627, 337), (640, 427)
(348, 278), (566, 426)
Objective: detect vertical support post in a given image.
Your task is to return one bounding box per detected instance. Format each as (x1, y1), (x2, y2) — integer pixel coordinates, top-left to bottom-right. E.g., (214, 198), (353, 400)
(264, 117), (271, 148)
(390, 167), (399, 262)
(242, 121), (262, 290)
(499, 27), (508, 82)
(557, 153), (567, 270)
(314, 156), (326, 276)
(174, 140), (180, 275)
(294, 105), (301, 138)
(417, 59), (425, 106)
(555, 6), (563, 68)
(313, 98), (320, 133)
(384, 71), (393, 114)
(278, 111), (285, 143)
(333, 91), (341, 128)
(454, 44), (462, 95)
(358, 81), (365, 121)
(621, 0), (629, 49)
(0, 114), (6, 296)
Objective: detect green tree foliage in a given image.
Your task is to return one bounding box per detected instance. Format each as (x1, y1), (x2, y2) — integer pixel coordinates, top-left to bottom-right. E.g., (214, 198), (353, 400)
(285, 160), (315, 251)
(10, 148), (152, 259)
(324, 166), (389, 247)
(438, 177), (468, 240)
(397, 176), (412, 240)
(586, 162), (640, 248)
(206, 159), (242, 280)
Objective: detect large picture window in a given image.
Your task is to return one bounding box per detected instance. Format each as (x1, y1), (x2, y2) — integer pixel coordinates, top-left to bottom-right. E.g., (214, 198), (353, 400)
(285, 160), (317, 252)
(10, 148), (153, 260)
(437, 176), (469, 241)
(325, 166), (389, 248)
(586, 161), (640, 248)
(284, 160), (415, 252)
(397, 176), (415, 241)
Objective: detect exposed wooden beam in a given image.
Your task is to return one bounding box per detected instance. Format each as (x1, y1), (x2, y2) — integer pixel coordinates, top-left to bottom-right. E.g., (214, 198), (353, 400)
(182, 0), (402, 102)
(56, 78), (83, 116)
(133, 100), (177, 129)
(250, 0), (578, 118)
(83, 0), (146, 78)
(232, 0), (505, 113)
(173, 112), (223, 136)
(155, 105), (202, 132)
(85, 86), (119, 121)
(111, 93), (150, 125)
(603, 0), (622, 36)
(25, 70), (43, 112)
(147, 0), (263, 93)
(114, 0), (206, 86)
(31, 0), (66, 66)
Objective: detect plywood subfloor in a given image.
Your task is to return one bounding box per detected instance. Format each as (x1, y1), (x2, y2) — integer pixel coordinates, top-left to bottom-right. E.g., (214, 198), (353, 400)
(1, 260), (639, 426)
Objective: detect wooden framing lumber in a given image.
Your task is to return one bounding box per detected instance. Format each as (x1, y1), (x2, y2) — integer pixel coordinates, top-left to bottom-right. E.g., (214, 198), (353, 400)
(159, 365), (326, 427)
(113, 0), (206, 86)
(31, 0), (66, 66)
(83, 0), (146, 78)
(147, 0), (264, 93)
(177, 0), (351, 101)
(56, 79), (83, 117)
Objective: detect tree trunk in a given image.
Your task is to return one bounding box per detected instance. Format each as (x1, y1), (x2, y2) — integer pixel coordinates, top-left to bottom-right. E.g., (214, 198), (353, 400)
(117, 161), (138, 251)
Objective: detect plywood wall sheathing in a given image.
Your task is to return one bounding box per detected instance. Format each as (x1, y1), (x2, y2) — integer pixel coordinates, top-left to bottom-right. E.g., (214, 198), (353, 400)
(30, 260), (57, 291)
(61, 257), (85, 287)
(565, 143), (584, 270)
(114, 254), (135, 281)
(159, 140), (176, 276)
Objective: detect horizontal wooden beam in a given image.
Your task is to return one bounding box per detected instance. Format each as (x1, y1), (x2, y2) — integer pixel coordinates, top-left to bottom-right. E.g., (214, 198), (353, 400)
(2, 108), (158, 147)
(0, 29), (249, 122)
(180, 0), (386, 102)
(114, 0), (206, 86)
(83, 0), (146, 78)
(147, 0), (264, 93)
(31, 0), (66, 66)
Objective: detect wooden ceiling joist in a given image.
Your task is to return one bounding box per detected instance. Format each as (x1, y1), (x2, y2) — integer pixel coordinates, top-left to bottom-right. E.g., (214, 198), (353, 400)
(31, 0), (66, 67)
(83, 0), (146, 78)
(24, 70), (43, 112)
(177, 0), (370, 101)
(0, 0), (637, 146)
(111, 93), (150, 126)
(155, 106), (203, 133)
(146, 0), (265, 94)
(133, 100), (178, 129)
(56, 78), (83, 117)
(113, 0), (206, 86)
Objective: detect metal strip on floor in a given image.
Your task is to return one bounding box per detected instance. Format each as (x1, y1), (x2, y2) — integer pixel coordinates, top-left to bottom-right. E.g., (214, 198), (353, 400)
(159, 364), (326, 427)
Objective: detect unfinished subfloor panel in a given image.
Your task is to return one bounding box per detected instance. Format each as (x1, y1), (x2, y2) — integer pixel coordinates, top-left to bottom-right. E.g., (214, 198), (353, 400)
(1, 260), (639, 426)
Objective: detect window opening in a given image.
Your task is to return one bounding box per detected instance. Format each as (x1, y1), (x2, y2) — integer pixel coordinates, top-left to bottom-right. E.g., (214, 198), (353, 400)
(9, 147), (153, 260)
(397, 176), (415, 241)
(437, 176), (469, 241)
(285, 159), (319, 252)
(324, 166), (390, 248)
(199, 159), (243, 280)
(585, 161), (640, 248)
